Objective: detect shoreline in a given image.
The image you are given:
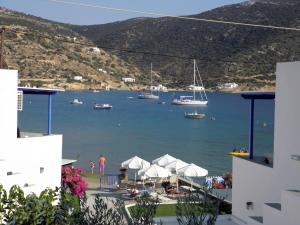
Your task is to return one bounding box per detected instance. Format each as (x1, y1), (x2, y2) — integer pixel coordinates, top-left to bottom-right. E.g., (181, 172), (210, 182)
(55, 88), (276, 93)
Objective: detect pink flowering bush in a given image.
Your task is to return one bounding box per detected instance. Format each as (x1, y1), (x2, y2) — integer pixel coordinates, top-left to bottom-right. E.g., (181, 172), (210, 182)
(62, 166), (88, 197)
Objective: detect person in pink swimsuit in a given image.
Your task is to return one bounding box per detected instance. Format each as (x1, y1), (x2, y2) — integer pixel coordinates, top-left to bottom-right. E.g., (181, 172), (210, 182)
(98, 155), (106, 175)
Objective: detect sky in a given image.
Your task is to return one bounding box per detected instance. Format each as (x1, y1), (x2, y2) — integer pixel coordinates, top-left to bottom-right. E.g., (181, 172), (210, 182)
(0, 0), (245, 25)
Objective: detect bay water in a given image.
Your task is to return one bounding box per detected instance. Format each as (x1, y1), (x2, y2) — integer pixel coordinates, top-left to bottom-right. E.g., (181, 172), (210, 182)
(18, 91), (274, 176)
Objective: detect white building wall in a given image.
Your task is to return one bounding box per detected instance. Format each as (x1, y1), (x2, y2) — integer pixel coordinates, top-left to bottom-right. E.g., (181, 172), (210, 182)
(232, 157), (275, 221)
(263, 204), (283, 225)
(232, 62), (300, 225)
(0, 70), (18, 160)
(273, 62), (300, 192)
(0, 69), (63, 196)
(13, 135), (62, 195)
(281, 190), (300, 225)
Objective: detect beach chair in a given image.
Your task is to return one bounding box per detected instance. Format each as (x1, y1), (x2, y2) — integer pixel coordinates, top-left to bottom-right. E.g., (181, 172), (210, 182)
(162, 181), (185, 196)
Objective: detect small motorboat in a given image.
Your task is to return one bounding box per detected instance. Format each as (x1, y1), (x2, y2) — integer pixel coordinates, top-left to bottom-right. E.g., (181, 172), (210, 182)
(229, 148), (249, 157)
(94, 103), (112, 110)
(158, 101), (166, 104)
(138, 92), (159, 100)
(70, 99), (83, 105)
(184, 111), (205, 119)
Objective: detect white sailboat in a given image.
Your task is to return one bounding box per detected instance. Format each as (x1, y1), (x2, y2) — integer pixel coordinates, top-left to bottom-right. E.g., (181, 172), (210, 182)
(138, 63), (159, 100)
(172, 59), (208, 105)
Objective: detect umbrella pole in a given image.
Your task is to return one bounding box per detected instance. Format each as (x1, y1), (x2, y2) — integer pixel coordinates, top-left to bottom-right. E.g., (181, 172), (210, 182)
(134, 172), (137, 186)
(143, 178), (145, 190)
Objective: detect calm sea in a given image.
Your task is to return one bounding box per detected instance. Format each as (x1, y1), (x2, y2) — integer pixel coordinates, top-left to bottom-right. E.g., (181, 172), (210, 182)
(18, 91), (274, 176)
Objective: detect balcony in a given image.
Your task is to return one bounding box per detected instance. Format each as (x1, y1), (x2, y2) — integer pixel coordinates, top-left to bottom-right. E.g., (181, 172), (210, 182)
(19, 131), (44, 138)
(241, 92), (275, 160)
(18, 87), (64, 135)
(236, 155), (273, 168)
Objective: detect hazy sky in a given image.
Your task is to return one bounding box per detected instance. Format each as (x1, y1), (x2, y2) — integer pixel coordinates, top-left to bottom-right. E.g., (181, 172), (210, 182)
(1, 0), (245, 25)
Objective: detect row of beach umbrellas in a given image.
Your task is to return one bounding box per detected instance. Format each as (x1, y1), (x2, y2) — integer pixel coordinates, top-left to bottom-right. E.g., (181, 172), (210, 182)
(120, 154), (208, 181)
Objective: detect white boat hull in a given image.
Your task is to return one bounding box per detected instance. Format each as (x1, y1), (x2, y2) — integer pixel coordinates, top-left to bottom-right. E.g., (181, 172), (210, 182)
(70, 99), (83, 104)
(172, 99), (208, 105)
(185, 112), (205, 119)
(138, 94), (159, 100)
(94, 104), (112, 110)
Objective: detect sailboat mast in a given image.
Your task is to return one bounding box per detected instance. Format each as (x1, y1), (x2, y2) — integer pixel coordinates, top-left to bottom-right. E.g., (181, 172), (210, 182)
(195, 60), (208, 101)
(193, 59), (196, 100)
(150, 63), (153, 94)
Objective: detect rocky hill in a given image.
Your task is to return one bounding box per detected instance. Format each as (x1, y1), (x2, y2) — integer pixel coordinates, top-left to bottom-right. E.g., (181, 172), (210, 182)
(73, 0), (300, 90)
(0, 7), (143, 90)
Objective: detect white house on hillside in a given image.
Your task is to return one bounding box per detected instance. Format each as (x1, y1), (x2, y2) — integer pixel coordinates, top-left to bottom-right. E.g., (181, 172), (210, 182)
(73, 75), (83, 81)
(122, 77), (135, 83)
(187, 84), (205, 92)
(90, 47), (100, 53)
(231, 62), (300, 225)
(150, 84), (168, 92)
(217, 82), (238, 90)
(0, 69), (66, 196)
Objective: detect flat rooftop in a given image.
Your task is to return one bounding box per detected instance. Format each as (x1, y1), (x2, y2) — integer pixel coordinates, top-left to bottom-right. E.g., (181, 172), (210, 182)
(18, 87), (65, 95)
(240, 91), (275, 100)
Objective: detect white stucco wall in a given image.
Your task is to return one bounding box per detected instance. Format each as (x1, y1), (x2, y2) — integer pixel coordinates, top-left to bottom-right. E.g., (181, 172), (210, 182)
(13, 135), (62, 195)
(281, 190), (300, 225)
(0, 69), (63, 196)
(232, 62), (300, 225)
(232, 157), (275, 222)
(273, 62), (300, 192)
(263, 203), (283, 225)
(0, 70), (18, 160)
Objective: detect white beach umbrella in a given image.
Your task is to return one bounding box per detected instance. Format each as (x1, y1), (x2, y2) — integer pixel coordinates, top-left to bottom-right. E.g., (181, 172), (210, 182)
(177, 163), (208, 189)
(177, 163), (208, 177)
(121, 156), (150, 170)
(164, 159), (189, 173)
(152, 154), (177, 167)
(165, 159), (188, 190)
(138, 164), (171, 190)
(138, 164), (171, 178)
(121, 156), (150, 184)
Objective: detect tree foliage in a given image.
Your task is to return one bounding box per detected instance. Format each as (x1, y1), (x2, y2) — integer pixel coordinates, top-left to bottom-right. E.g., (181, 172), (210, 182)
(130, 193), (160, 225)
(0, 184), (127, 225)
(88, 195), (125, 225)
(176, 186), (222, 225)
(0, 184), (58, 225)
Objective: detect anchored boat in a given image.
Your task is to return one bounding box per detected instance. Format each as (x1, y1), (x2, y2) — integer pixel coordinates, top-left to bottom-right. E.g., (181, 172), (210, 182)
(184, 111), (205, 119)
(229, 148), (249, 157)
(138, 63), (159, 100)
(70, 98), (83, 105)
(172, 59), (208, 105)
(94, 103), (112, 110)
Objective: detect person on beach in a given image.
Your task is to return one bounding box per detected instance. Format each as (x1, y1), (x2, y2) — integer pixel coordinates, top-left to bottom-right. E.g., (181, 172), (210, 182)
(98, 155), (106, 176)
(89, 160), (95, 174)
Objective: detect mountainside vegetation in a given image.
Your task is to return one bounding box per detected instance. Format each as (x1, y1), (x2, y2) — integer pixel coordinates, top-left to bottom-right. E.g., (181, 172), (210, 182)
(1, 0), (300, 90)
(0, 7), (142, 90)
(73, 0), (300, 90)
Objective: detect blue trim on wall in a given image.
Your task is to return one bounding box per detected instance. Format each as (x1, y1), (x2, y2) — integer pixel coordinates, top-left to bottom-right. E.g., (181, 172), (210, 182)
(249, 99), (255, 159)
(47, 95), (52, 135)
